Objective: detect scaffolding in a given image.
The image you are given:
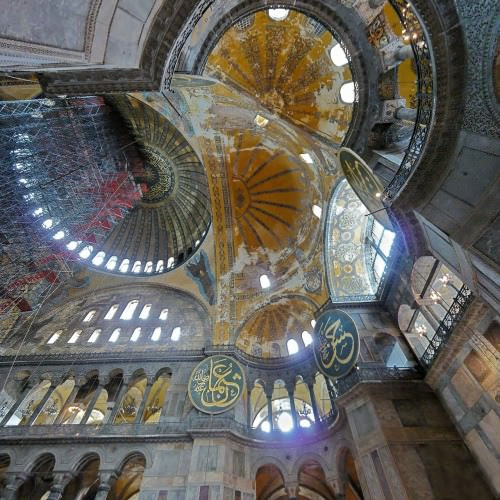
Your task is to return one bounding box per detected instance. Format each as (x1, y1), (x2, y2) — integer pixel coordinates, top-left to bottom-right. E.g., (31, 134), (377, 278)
(0, 96), (143, 330)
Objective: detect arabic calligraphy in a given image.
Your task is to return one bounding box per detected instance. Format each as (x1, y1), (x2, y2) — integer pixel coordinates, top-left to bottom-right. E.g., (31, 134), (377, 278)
(188, 355), (245, 414)
(313, 309), (360, 379)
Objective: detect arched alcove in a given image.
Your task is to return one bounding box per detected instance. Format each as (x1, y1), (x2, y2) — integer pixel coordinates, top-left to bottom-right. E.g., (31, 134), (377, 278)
(255, 464), (288, 500)
(297, 459), (335, 500)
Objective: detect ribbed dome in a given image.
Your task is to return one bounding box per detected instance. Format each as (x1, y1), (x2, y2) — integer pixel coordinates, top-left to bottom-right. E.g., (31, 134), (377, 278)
(88, 95), (211, 275)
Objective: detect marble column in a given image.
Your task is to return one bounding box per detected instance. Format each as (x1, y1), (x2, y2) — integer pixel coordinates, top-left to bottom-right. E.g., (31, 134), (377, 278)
(46, 473), (74, 500)
(266, 393), (273, 430)
(54, 383), (81, 424)
(26, 383), (57, 426)
(307, 382), (320, 422)
(287, 388), (298, 429)
(1, 473), (29, 500)
(0, 382), (33, 426)
(135, 378), (153, 423)
(81, 382), (103, 425)
(94, 471), (117, 500)
(108, 381), (129, 423)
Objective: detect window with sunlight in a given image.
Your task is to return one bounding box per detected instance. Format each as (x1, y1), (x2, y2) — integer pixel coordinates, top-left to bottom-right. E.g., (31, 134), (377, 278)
(287, 339), (299, 355)
(120, 300), (139, 320)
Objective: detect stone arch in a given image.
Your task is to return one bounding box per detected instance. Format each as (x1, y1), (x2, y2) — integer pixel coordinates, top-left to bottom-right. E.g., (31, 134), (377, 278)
(297, 458), (336, 500)
(292, 452), (331, 479)
(110, 451), (147, 500)
(70, 451), (103, 474)
(19, 452), (56, 499)
(251, 455), (290, 479)
(116, 450), (149, 472)
(255, 462), (288, 500)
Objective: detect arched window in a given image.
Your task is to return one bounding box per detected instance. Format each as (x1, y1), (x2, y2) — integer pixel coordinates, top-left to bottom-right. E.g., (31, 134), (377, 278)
(88, 329), (101, 343)
(109, 328), (121, 343)
(47, 330), (62, 344)
(104, 304), (119, 320)
(131, 327), (141, 342)
(171, 327), (181, 341)
(330, 43), (348, 66)
(68, 330), (82, 344)
(312, 204), (322, 219)
(287, 339), (299, 355)
(152, 327), (162, 341)
(369, 219), (396, 281)
(139, 304), (151, 320)
(83, 310), (96, 323)
(91, 251), (106, 266)
(132, 261), (141, 273)
(268, 8), (289, 21)
(156, 260), (164, 273)
(259, 274), (271, 289)
(53, 230), (65, 240)
(159, 308), (169, 321)
(302, 331), (313, 347)
(106, 256), (118, 270)
(42, 218), (53, 229)
(311, 319), (316, 328)
(144, 261), (153, 273)
(167, 257), (175, 269)
(66, 241), (80, 251)
(340, 81), (355, 104)
(119, 259), (130, 273)
(120, 300), (139, 320)
(79, 245), (93, 259)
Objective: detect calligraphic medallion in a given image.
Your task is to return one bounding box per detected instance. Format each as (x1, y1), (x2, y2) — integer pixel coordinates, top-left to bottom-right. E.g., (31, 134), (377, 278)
(313, 309), (360, 379)
(338, 147), (392, 229)
(188, 355), (245, 414)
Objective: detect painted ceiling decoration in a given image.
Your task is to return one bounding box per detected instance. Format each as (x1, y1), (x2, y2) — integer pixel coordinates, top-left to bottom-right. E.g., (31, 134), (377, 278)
(86, 95), (211, 275)
(325, 179), (375, 301)
(205, 9), (354, 144)
(235, 296), (317, 358)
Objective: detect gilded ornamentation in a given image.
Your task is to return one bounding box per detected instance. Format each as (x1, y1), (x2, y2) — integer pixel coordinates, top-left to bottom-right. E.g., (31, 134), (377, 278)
(188, 355), (245, 414)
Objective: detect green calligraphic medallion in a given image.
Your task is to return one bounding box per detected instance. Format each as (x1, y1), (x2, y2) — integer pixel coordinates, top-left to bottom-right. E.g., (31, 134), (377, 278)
(338, 147), (393, 229)
(188, 355), (246, 414)
(313, 309), (360, 379)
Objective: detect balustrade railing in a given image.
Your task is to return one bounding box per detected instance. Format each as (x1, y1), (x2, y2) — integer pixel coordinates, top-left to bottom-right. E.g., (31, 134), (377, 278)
(382, 0), (435, 204)
(420, 285), (474, 368)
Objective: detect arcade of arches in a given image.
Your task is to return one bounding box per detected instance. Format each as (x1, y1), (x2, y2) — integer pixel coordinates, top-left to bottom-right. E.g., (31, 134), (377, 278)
(0, 1), (498, 499)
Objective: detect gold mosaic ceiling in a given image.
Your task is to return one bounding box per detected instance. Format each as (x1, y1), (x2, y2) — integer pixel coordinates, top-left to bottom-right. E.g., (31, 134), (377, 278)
(205, 10), (354, 144)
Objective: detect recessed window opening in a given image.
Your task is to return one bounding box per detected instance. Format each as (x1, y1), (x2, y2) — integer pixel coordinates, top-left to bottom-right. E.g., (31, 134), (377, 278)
(88, 329), (101, 343)
(340, 81), (355, 104)
(53, 230), (65, 240)
(106, 256), (118, 270)
(261, 420), (271, 433)
(152, 327), (162, 341)
(47, 330), (62, 344)
(171, 327), (181, 341)
(144, 261), (153, 273)
(287, 339), (299, 355)
(104, 304), (119, 320)
(302, 331), (313, 346)
(109, 328), (121, 343)
(33, 207), (43, 216)
(132, 261), (141, 273)
(195, 239), (200, 246)
(119, 259), (130, 273)
(79, 245), (93, 259)
(254, 114), (269, 127)
(156, 260), (164, 273)
(120, 300), (139, 320)
(300, 153), (313, 164)
(268, 8), (289, 21)
(159, 308), (169, 321)
(310, 319), (316, 328)
(167, 257), (175, 269)
(139, 304), (151, 320)
(66, 240), (80, 251)
(312, 204), (322, 219)
(259, 274), (271, 289)
(42, 219), (53, 229)
(68, 330), (81, 344)
(131, 327), (141, 342)
(330, 43), (348, 66)
(92, 251), (106, 266)
(83, 310), (96, 323)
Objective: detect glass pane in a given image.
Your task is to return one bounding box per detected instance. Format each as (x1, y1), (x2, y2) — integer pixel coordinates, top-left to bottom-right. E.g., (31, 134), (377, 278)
(379, 229), (395, 257)
(372, 219), (384, 244)
(374, 254), (386, 280)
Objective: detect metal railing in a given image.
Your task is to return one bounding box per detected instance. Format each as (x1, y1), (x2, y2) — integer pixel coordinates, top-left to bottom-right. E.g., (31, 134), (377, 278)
(382, 0), (435, 204)
(421, 285), (474, 368)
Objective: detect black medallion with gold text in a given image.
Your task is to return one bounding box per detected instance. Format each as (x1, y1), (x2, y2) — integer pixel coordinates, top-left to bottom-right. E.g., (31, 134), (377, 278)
(313, 309), (360, 379)
(188, 355), (246, 414)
